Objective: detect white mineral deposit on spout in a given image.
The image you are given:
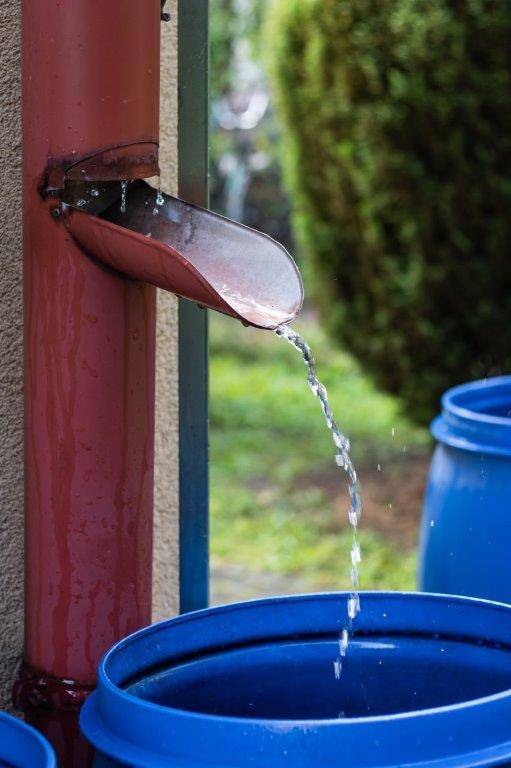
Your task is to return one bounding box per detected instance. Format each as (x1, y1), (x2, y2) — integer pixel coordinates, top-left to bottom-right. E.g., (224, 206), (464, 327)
(220, 286), (292, 326)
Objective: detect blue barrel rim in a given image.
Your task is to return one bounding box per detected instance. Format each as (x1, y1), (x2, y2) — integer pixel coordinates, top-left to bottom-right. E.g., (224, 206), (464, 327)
(0, 711), (56, 768)
(431, 375), (511, 456)
(81, 591), (511, 768)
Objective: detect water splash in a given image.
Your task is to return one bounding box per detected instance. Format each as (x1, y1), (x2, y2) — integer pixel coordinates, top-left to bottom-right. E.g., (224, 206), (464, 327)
(275, 323), (362, 678)
(120, 181), (128, 214)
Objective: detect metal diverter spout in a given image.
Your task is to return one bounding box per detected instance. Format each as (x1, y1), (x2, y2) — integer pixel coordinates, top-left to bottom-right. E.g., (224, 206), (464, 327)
(63, 180), (304, 330)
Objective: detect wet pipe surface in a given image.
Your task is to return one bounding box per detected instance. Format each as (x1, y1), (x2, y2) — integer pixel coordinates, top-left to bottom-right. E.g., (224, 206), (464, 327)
(22, 181), (158, 760)
(21, 1), (162, 764)
(24, 229), (155, 681)
(21, 171), (302, 763)
(64, 180), (303, 330)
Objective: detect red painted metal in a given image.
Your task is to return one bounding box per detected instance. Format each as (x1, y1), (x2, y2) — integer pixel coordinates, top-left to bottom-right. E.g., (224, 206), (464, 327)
(45, 143), (159, 193)
(14, 664), (94, 712)
(25, 710), (94, 768)
(21, 1), (302, 762)
(21, 0), (161, 761)
(65, 181), (304, 330)
(24, 244), (155, 682)
(30, 1), (160, 187)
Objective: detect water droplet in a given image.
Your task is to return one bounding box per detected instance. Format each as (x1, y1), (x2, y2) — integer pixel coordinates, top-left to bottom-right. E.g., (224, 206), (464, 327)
(153, 185), (165, 215)
(120, 180), (128, 213)
(339, 629), (349, 656)
(351, 543), (361, 565)
(348, 595), (360, 620)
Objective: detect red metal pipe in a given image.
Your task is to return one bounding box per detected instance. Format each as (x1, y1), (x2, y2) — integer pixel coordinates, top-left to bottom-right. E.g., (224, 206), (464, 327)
(17, 1), (161, 762)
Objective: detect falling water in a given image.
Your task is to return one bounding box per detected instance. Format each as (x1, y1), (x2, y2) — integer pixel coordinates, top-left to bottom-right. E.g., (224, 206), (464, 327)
(120, 181), (128, 214)
(275, 324), (361, 678)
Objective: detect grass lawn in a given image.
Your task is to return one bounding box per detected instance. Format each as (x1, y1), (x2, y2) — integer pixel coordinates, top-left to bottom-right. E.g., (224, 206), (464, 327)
(210, 311), (432, 600)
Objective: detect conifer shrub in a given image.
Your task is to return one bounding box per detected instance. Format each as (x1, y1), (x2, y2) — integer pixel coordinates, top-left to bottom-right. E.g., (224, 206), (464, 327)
(268, 0), (511, 422)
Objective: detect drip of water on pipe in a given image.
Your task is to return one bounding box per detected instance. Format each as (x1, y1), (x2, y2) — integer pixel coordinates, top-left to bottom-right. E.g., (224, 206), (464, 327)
(275, 324), (362, 678)
(153, 186), (165, 215)
(120, 180), (128, 214)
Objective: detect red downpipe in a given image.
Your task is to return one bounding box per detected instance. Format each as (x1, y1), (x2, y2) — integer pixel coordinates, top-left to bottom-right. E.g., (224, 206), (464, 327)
(16, 2), (161, 763)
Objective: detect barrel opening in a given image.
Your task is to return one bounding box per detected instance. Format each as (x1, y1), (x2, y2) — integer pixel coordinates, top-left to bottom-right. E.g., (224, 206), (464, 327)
(122, 633), (511, 720)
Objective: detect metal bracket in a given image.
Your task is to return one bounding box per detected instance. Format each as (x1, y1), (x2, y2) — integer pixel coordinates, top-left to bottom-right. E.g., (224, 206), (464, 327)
(161, 1), (170, 21)
(42, 142), (160, 196)
(13, 663), (94, 712)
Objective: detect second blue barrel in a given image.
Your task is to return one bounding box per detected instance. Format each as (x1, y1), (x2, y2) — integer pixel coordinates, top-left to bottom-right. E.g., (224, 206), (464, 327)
(0, 711), (55, 768)
(419, 375), (511, 602)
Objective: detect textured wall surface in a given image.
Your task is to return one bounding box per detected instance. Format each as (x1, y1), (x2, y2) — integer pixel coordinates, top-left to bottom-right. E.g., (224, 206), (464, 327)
(153, 2), (181, 622)
(0, 1), (180, 707)
(0, 1), (23, 711)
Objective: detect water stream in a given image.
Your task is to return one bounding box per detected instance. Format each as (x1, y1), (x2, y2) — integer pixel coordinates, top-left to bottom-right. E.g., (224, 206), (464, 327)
(275, 324), (362, 678)
(143, 181), (359, 675)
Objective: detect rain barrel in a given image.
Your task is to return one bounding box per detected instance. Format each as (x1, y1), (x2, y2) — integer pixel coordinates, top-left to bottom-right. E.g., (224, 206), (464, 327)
(81, 592), (511, 767)
(419, 376), (511, 601)
(0, 711), (55, 768)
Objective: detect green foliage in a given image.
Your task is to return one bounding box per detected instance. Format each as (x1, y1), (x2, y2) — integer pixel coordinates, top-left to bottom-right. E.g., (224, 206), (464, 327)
(267, 0), (511, 422)
(210, 0), (269, 100)
(210, 0), (238, 100)
(210, 313), (428, 592)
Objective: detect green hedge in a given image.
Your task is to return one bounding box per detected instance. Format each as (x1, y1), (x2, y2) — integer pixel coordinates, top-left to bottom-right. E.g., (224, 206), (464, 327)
(267, 0), (511, 422)
(210, 0), (237, 100)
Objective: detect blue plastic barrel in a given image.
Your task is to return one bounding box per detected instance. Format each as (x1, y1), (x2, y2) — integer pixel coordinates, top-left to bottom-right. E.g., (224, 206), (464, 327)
(419, 376), (511, 602)
(0, 711), (55, 768)
(82, 592), (511, 767)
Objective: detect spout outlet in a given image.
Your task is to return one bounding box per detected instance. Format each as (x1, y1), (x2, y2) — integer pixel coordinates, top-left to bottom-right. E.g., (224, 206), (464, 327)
(63, 181), (303, 329)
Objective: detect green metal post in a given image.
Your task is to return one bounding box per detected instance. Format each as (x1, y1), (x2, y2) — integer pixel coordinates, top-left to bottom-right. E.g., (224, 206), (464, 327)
(178, 0), (210, 613)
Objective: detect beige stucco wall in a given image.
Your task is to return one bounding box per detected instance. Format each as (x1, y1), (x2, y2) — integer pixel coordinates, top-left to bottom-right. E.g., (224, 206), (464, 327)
(0, 2), (180, 708)
(153, 2), (181, 622)
(0, 0), (23, 712)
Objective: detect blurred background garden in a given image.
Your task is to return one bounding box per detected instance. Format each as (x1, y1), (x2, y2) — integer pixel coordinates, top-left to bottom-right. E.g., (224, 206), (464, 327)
(208, 0), (511, 603)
